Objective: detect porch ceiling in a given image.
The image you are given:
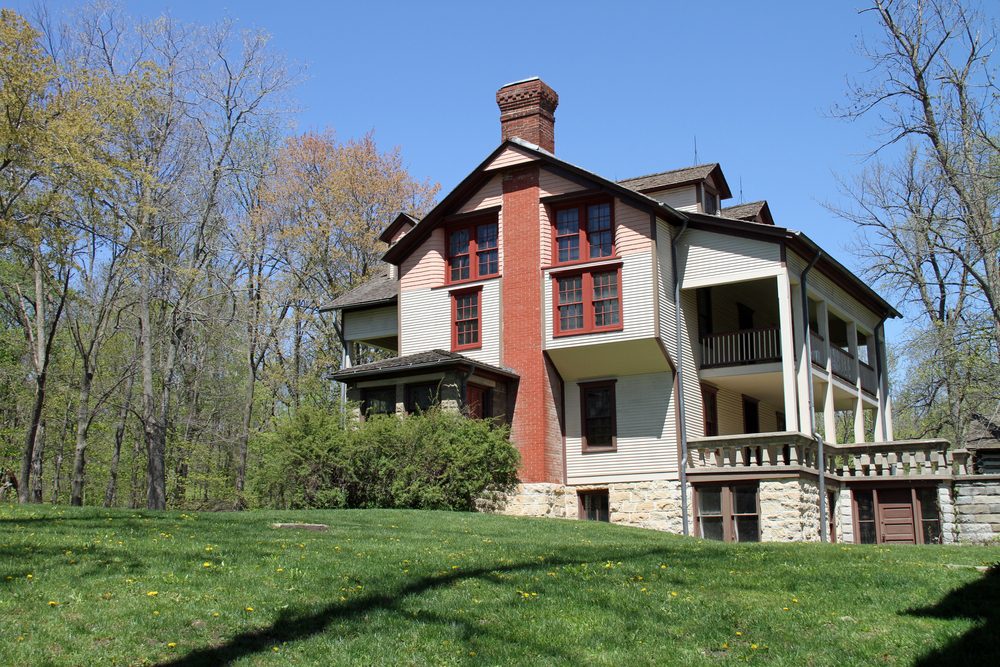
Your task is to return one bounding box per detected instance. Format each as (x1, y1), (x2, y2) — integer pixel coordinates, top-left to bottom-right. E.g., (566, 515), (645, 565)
(546, 338), (671, 381)
(701, 368), (784, 407)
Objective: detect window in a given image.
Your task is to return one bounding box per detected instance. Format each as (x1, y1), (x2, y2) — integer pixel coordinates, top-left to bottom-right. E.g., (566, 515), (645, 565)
(742, 395), (759, 434)
(552, 201), (614, 264)
(854, 490), (877, 544)
(580, 380), (616, 451)
(554, 267), (622, 336)
(447, 219), (499, 283)
(702, 187), (718, 215)
(696, 287), (713, 338)
(916, 488), (942, 544)
(406, 382), (439, 414)
(696, 484), (760, 542)
(451, 287), (481, 351)
(579, 490), (610, 522)
(361, 387), (396, 417)
(701, 383), (718, 437)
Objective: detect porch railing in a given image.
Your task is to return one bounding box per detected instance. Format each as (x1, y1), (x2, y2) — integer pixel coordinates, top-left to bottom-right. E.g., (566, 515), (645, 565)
(700, 326), (781, 368)
(830, 346), (857, 383)
(809, 331), (827, 367)
(687, 434), (970, 480)
(859, 362), (878, 395)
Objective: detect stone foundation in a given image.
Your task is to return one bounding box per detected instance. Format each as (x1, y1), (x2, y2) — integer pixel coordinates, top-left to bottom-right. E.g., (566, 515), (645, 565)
(953, 476), (1000, 544)
(759, 479), (821, 542)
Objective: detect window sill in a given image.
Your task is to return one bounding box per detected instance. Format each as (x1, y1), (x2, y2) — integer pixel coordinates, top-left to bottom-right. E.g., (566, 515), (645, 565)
(435, 275), (501, 291)
(582, 445), (617, 454)
(543, 257), (622, 274)
(452, 344), (482, 353)
(553, 325), (624, 339)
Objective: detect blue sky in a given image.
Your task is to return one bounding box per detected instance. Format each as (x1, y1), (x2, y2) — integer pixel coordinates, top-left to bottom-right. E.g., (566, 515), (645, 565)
(19, 1), (983, 334)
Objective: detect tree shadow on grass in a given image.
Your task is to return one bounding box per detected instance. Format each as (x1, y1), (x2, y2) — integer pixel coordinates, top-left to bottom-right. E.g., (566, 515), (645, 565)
(156, 547), (671, 667)
(907, 565), (1000, 666)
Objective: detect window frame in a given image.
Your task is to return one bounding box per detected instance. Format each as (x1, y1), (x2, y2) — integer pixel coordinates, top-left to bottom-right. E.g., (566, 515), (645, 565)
(445, 216), (500, 285)
(552, 264), (624, 337)
(579, 379), (617, 453)
(451, 286), (483, 352)
(405, 381), (440, 414)
(701, 383), (719, 437)
(549, 199), (616, 266)
(693, 483), (761, 542)
(361, 386), (396, 419)
(578, 489), (610, 522)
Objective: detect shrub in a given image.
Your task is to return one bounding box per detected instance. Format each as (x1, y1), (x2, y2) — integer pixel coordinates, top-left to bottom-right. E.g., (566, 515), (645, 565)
(249, 406), (519, 511)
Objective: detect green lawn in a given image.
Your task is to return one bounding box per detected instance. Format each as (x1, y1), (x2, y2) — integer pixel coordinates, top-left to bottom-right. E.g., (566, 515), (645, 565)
(0, 505), (997, 666)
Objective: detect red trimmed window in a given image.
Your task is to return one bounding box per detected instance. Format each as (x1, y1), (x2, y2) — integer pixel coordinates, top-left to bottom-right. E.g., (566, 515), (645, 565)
(448, 219), (499, 283)
(552, 201), (614, 264)
(554, 267), (622, 335)
(452, 287), (482, 351)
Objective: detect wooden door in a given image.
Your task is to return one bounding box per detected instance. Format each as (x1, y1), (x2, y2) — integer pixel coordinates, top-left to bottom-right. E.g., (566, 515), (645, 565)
(465, 384), (486, 419)
(877, 489), (916, 544)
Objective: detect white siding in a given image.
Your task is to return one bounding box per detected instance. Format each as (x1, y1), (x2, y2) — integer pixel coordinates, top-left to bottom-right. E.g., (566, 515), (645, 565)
(485, 146), (535, 170)
(679, 229), (781, 288)
(399, 280), (501, 367)
(788, 251), (881, 330)
(714, 385), (782, 436)
(343, 305), (397, 341)
(647, 185), (698, 212)
(679, 289), (703, 436)
(656, 219), (676, 353)
(565, 372), (677, 484)
(544, 252), (655, 349)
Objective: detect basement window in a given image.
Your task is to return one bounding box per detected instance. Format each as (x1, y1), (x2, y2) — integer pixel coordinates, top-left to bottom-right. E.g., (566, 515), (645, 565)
(696, 484), (760, 542)
(579, 490), (610, 522)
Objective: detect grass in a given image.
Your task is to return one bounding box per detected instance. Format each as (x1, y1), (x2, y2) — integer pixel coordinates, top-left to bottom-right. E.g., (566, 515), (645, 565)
(0, 504), (997, 666)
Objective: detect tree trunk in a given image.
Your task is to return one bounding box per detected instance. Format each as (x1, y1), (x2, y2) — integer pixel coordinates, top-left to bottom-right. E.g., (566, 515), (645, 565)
(139, 274), (166, 510)
(51, 401), (72, 503)
(235, 372), (255, 507)
(18, 381), (45, 504)
(30, 420), (45, 503)
(105, 371), (135, 507)
(70, 368), (94, 506)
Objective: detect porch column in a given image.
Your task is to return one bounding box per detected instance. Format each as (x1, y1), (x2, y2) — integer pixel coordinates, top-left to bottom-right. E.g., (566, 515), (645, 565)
(824, 377), (837, 444)
(847, 322), (865, 443)
(874, 322), (893, 441)
(776, 272), (800, 432)
(791, 280), (812, 432)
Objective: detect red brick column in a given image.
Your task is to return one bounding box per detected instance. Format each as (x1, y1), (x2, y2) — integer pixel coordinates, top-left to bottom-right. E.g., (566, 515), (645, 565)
(501, 166), (563, 483)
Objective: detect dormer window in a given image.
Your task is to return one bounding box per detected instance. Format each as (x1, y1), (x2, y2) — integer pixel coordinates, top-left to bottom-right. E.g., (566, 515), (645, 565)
(552, 201), (614, 265)
(447, 218), (499, 283)
(702, 188), (718, 215)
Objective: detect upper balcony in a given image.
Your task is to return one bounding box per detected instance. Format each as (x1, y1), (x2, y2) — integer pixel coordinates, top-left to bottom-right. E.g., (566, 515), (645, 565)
(695, 277), (782, 371)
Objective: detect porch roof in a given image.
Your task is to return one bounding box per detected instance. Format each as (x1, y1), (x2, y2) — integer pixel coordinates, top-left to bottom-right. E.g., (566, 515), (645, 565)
(331, 349), (519, 383)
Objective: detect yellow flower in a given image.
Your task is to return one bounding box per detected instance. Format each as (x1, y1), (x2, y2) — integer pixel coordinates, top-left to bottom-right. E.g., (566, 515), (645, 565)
(792, 598), (799, 603)
(202, 562), (212, 568)
(751, 644), (758, 650)
(26, 574), (33, 580)
(735, 631), (743, 636)
(48, 600), (59, 607)
(783, 606), (790, 611)
(722, 642), (729, 649)
(276, 568), (284, 573)
(272, 647), (279, 653)
(670, 591), (678, 597)
(245, 606), (254, 612)
(167, 642), (177, 649)
(153, 611), (159, 616)
(147, 591), (158, 597)
(212, 612), (220, 617)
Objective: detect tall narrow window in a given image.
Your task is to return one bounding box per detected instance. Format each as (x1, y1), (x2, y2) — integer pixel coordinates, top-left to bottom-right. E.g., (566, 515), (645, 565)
(696, 287), (713, 338)
(592, 271), (620, 328)
(698, 486), (724, 540)
(447, 219), (499, 283)
(452, 288), (481, 351)
(855, 490), (877, 544)
(701, 384), (718, 437)
(917, 488), (942, 544)
(580, 380), (616, 451)
(557, 275), (584, 332)
(551, 200), (615, 265)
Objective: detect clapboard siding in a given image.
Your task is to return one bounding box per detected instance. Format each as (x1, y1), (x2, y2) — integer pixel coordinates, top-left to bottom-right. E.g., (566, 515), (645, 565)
(647, 185), (698, 212)
(713, 386), (781, 436)
(400, 228), (445, 291)
(399, 281), (501, 367)
(485, 145), (536, 170)
(538, 169), (582, 197)
(788, 251), (881, 330)
(679, 289), (703, 436)
(679, 229), (781, 288)
(566, 372), (677, 484)
(616, 200), (652, 256)
(544, 252), (655, 349)
(657, 219), (677, 353)
(343, 305), (397, 341)
(457, 174), (502, 213)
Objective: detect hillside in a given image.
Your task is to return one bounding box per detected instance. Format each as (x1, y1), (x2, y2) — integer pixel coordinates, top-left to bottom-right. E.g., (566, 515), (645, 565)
(1, 505), (996, 666)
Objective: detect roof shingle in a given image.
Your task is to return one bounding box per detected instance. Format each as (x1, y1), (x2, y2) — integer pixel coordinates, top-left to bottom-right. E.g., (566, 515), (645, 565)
(321, 270), (397, 311)
(617, 164), (720, 193)
(331, 349), (518, 381)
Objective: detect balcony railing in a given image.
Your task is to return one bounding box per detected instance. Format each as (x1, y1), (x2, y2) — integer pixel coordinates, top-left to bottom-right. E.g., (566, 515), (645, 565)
(859, 361), (878, 395)
(830, 346), (856, 383)
(687, 434), (971, 480)
(700, 326), (781, 369)
(809, 331), (827, 367)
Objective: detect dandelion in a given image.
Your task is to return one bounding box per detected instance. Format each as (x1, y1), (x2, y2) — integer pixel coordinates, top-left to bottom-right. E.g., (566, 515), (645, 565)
(202, 562), (212, 568)
(783, 607), (790, 611)
(792, 598), (799, 604)
(721, 642), (729, 649)
(735, 631), (743, 636)
(153, 611), (159, 616)
(205, 546), (213, 552)
(167, 642), (177, 649)
(751, 644), (758, 650)
(26, 574), (32, 580)
(670, 591), (678, 597)
(245, 606), (254, 612)
(272, 647), (279, 653)
(276, 568), (284, 573)
(147, 591), (158, 597)
(212, 612), (220, 618)
(48, 600), (59, 607)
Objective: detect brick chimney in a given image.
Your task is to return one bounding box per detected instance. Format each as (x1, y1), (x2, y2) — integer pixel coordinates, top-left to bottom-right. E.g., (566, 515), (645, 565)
(496, 78), (559, 153)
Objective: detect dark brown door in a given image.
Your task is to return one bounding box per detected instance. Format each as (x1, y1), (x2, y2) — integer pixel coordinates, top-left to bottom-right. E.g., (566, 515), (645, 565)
(877, 489), (916, 544)
(466, 384), (486, 419)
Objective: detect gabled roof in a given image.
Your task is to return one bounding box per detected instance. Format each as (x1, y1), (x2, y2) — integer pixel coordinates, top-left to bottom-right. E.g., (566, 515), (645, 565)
(721, 200), (774, 226)
(320, 268), (397, 312)
(331, 349), (519, 382)
(618, 163), (733, 199)
(379, 212), (420, 244)
(382, 137), (687, 265)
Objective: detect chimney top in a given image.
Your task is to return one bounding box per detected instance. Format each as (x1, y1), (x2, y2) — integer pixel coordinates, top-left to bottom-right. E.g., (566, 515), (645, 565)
(496, 78), (558, 153)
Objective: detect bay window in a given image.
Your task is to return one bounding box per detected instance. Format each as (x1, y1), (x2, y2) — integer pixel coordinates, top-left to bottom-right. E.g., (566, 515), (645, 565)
(554, 266), (622, 336)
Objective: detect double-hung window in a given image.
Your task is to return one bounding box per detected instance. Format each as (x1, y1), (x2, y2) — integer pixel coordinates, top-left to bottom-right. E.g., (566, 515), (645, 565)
(553, 201), (614, 264)
(580, 380), (616, 452)
(696, 484), (760, 542)
(554, 267), (622, 335)
(447, 218), (499, 283)
(452, 287), (482, 351)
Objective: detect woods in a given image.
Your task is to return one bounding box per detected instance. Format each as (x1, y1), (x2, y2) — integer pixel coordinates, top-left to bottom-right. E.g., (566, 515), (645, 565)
(0, 6), (438, 509)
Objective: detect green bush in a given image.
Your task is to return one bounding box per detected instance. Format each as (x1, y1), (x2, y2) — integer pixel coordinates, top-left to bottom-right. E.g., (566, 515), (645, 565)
(249, 407), (519, 511)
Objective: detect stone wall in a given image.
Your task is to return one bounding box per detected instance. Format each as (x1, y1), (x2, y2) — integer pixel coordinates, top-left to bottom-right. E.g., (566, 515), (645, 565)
(759, 479), (821, 542)
(953, 476), (1000, 544)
